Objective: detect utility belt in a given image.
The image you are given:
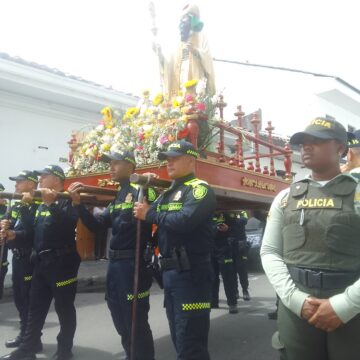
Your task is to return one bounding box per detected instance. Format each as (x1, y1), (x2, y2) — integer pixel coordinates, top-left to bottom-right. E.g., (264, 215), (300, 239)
(288, 266), (360, 290)
(108, 248), (135, 260)
(12, 248), (32, 260)
(37, 246), (76, 261)
(159, 247), (210, 272)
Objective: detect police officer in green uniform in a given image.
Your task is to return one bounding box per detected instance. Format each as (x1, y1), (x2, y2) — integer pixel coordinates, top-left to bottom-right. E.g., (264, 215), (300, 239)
(211, 212), (238, 313)
(1, 171), (41, 351)
(0, 183), (9, 299)
(134, 140), (216, 360)
(342, 130), (360, 179)
(261, 117), (360, 360)
(68, 150), (156, 360)
(1, 165), (81, 360)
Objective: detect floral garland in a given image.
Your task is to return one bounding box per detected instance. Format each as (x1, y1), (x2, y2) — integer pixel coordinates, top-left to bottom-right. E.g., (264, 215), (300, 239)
(67, 80), (218, 176)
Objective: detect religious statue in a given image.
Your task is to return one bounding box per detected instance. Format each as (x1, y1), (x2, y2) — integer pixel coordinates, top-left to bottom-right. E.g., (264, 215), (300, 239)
(153, 3), (216, 99)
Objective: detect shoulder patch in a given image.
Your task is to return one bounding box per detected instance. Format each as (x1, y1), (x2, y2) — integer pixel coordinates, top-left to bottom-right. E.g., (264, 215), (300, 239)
(147, 188), (157, 202)
(193, 185), (208, 200)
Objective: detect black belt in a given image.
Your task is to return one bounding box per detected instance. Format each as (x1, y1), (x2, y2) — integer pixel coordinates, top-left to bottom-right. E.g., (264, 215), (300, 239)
(12, 248), (32, 259)
(159, 257), (178, 271)
(109, 249), (135, 260)
(159, 253), (211, 271)
(38, 246), (76, 260)
(288, 266), (360, 290)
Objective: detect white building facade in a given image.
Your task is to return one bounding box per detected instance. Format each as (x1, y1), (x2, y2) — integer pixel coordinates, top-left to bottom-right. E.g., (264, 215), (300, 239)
(0, 53), (138, 191)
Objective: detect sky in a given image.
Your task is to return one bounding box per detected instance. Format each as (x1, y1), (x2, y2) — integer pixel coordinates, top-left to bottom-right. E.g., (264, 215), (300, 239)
(1, 0), (360, 132)
(1, 0), (359, 90)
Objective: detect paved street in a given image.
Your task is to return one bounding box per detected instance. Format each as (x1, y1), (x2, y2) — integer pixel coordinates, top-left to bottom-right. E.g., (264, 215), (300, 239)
(0, 272), (279, 360)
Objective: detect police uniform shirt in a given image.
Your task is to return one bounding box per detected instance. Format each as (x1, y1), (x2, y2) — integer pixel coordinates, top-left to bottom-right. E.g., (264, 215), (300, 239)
(34, 199), (79, 252)
(260, 173), (360, 323)
(77, 180), (156, 250)
(145, 173), (216, 258)
(349, 166), (360, 181)
(7, 203), (39, 250)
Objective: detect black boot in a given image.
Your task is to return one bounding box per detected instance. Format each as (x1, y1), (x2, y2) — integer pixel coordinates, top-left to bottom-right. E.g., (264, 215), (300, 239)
(5, 336), (22, 348)
(51, 351), (73, 360)
(0, 348), (36, 360)
(243, 289), (251, 301)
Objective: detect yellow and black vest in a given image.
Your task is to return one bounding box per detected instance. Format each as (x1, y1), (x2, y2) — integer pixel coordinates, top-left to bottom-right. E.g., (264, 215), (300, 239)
(282, 176), (360, 272)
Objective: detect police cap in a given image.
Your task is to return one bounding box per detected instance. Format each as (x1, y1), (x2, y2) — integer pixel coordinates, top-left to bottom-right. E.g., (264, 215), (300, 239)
(35, 165), (65, 180)
(347, 130), (360, 148)
(290, 117), (347, 147)
(100, 150), (136, 166)
(9, 170), (38, 183)
(158, 140), (199, 160)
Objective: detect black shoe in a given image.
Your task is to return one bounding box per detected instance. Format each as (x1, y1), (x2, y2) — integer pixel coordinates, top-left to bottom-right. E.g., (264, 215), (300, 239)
(0, 348), (36, 360)
(5, 337), (22, 348)
(33, 341), (42, 354)
(228, 305), (238, 314)
(243, 289), (251, 301)
(268, 310), (278, 320)
(52, 351), (73, 360)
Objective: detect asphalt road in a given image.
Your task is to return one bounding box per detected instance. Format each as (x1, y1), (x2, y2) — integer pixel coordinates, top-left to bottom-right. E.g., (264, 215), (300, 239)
(0, 272), (279, 360)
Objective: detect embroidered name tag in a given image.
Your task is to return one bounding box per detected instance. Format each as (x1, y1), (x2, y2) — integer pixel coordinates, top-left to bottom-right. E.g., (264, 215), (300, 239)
(295, 198), (342, 209)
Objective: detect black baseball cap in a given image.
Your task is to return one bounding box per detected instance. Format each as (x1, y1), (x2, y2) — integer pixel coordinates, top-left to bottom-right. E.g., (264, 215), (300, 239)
(100, 151), (136, 166)
(0, 183), (4, 192)
(9, 170), (38, 183)
(158, 140), (199, 160)
(347, 130), (360, 148)
(290, 117), (347, 146)
(34, 165), (65, 180)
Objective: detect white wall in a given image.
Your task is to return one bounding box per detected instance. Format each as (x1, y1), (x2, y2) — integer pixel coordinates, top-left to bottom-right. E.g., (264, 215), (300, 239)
(0, 95), (96, 191)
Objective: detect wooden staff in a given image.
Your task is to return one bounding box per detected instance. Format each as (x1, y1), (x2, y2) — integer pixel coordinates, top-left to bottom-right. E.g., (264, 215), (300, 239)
(130, 184), (144, 360)
(0, 191), (111, 207)
(129, 174), (171, 189)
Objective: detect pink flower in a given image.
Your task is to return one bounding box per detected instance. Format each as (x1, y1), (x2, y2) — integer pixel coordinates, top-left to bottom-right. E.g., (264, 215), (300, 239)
(197, 102), (206, 112)
(159, 135), (168, 145)
(185, 94), (194, 103)
(136, 145), (144, 151)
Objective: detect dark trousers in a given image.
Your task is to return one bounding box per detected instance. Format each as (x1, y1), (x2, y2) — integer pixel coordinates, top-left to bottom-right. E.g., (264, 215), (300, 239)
(11, 253), (34, 338)
(94, 228), (107, 259)
(211, 255), (237, 306)
(163, 268), (212, 360)
(231, 240), (249, 292)
(20, 251), (81, 354)
(0, 246), (8, 299)
(106, 259), (154, 360)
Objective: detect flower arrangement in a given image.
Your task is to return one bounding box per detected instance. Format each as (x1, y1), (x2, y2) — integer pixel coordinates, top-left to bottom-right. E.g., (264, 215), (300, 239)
(67, 80), (218, 176)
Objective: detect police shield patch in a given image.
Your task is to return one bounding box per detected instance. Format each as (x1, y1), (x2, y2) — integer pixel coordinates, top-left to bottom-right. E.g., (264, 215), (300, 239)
(193, 185), (207, 200)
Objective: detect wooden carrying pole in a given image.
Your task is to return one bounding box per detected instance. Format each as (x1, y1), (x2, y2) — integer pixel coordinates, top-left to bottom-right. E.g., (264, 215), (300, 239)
(0, 191), (112, 207)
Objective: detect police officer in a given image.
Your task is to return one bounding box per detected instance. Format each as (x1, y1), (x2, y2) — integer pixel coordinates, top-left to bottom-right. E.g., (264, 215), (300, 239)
(0, 171), (41, 351)
(0, 182), (9, 300)
(134, 140), (216, 360)
(211, 212), (238, 313)
(261, 117), (360, 360)
(68, 150), (155, 360)
(1, 165), (81, 360)
(342, 129), (360, 179)
(229, 211), (251, 301)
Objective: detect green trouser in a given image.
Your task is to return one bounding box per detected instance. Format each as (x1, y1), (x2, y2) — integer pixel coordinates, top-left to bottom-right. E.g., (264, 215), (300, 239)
(276, 282), (360, 360)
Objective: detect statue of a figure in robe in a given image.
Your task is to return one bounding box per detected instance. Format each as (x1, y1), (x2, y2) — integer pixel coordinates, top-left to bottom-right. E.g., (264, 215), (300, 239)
(154, 4), (216, 99)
